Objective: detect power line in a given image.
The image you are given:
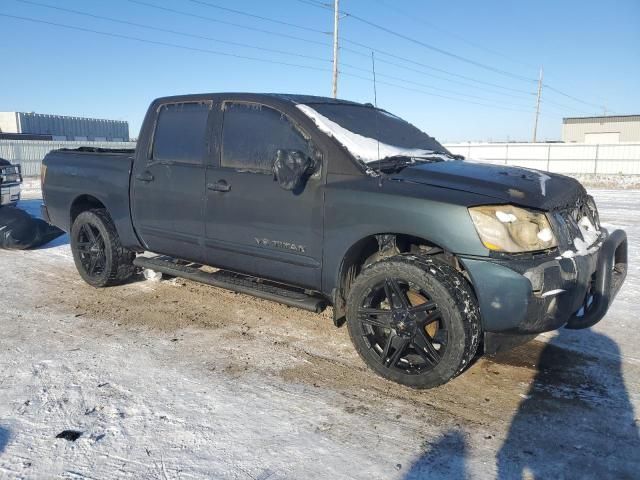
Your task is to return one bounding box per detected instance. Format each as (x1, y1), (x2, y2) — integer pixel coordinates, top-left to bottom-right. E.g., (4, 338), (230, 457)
(372, 0), (536, 69)
(292, 0), (538, 83)
(342, 71), (540, 115)
(341, 39), (536, 95)
(186, 0), (329, 35)
(294, 0), (613, 113)
(12, 0), (593, 116)
(339, 62), (536, 109)
(543, 84), (608, 111)
(359, 56), (535, 101)
(0, 13), (329, 72)
(0, 12), (541, 116)
(342, 14), (538, 83)
(184, 0), (541, 96)
(128, 0), (541, 102)
(15, 0), (535, 107)
(127, 0), (331, 48)
(131, 0), (539, 101)
(14, 0), (331, 63)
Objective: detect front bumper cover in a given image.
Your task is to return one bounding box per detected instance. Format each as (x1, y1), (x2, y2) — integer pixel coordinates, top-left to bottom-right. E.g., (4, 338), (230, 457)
(460, 229), (628, 349)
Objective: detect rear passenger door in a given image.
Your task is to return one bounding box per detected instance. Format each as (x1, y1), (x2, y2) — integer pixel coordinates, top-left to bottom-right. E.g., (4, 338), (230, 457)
(204, 101), (324, 289)
(131, 101), (211, 263)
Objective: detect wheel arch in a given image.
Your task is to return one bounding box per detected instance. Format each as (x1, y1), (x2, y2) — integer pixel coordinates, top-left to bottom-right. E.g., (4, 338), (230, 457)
(331, 232), (465, 326)
(68, 193), (142, 251)
(70, 194), (106, 225)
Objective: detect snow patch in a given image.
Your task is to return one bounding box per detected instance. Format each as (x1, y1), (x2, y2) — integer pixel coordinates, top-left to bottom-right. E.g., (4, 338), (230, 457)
(573, 216), (601, 256)
(557, 215), (602, 258)
(537, 228), (553, 242)
(541, 289), (565, 298)
(518, 166), (551, 196)
(537, 172), (551, 196)
(296, 104), (446, 164)
(495, 210), (517, 223)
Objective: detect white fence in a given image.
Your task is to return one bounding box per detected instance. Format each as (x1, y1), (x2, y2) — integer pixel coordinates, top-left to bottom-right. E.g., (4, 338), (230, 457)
(444, 142), (640, 175)
(0, 140), (136, 176)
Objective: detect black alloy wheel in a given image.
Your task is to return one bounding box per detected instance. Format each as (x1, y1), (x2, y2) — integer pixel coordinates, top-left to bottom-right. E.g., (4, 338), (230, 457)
(76, 223), (107, 279)
(70, 209), (135, 287)
(357, 277), (447, 375)
(346, 255), (481, 389)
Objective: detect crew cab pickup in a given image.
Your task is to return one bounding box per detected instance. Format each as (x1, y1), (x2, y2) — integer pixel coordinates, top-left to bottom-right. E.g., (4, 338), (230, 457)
(0, 157), (22, 206)
(42, 93), (628, 388)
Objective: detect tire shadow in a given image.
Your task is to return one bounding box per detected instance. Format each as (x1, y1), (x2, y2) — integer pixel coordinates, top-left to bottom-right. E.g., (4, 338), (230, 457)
(496, 328), (640, 479)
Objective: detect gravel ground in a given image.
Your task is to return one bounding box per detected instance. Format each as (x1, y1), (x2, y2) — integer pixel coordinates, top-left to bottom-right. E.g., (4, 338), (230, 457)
(0, 186), (638, 479)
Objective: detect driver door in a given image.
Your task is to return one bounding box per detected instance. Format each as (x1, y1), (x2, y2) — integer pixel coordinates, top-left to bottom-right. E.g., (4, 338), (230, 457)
(204, 101), (324, 289)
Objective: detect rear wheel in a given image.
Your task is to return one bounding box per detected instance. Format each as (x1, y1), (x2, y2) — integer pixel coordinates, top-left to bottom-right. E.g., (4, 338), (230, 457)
(70, 209), (135, 287)
(346, 255), (481, 389)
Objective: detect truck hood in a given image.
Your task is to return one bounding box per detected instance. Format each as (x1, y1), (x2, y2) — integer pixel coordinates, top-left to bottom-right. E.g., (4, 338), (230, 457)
(391, 160), (585, 210)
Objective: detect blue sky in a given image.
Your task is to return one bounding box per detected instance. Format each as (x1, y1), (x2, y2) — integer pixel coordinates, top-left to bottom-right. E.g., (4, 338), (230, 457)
(1, 0), (638, 141)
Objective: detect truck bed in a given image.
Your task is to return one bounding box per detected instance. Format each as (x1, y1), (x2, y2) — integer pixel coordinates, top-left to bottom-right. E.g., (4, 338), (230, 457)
(42, 147), (138, 246)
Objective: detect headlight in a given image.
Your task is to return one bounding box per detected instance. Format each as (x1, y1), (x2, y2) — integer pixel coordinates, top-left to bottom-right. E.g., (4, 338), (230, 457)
(469, 205), (558, 253)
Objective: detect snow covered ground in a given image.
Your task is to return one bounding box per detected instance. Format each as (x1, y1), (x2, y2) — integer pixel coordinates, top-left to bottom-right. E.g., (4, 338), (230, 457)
(0, 185), (638, 479)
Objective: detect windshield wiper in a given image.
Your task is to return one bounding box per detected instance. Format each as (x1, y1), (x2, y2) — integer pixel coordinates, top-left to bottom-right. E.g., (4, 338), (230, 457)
(414, 151), (462, 161)
(372, 155), (444, 172)
(370, 156), (415, 172)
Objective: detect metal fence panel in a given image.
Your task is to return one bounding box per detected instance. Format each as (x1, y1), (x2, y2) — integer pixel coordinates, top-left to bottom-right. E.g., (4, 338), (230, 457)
(444, 142), (640, 175)
(0, 140), (136, 176)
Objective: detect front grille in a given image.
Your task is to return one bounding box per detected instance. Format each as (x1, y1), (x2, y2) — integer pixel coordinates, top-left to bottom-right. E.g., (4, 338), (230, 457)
(0, 165), (21, 184)
(551, 195), (601, 249)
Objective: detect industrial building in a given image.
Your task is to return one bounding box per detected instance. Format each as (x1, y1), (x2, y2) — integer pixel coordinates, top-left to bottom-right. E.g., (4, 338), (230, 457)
(562, 115), (640, 143)
(0, 111), (129, 141)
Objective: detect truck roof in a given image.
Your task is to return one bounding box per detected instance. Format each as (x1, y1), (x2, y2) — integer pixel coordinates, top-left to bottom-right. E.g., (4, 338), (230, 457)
(153, 93), (368, 107)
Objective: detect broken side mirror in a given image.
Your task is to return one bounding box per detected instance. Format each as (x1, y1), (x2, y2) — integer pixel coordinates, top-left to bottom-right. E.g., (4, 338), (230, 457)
(273, 149), (317, 192)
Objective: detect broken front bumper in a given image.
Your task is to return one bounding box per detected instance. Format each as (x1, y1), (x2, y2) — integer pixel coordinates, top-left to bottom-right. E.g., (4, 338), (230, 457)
(460, 229), (628, 352)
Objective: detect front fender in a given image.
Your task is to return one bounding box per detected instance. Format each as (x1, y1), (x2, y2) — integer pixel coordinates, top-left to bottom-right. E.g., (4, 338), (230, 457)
(321, 175), (491, 295)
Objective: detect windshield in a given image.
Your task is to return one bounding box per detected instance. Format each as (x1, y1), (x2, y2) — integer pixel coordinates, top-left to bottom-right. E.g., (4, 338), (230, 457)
(297, 103), (449, 164)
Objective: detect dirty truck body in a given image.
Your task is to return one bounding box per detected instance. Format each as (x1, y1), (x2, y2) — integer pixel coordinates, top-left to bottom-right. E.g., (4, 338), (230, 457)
(42, 93), (628, 388)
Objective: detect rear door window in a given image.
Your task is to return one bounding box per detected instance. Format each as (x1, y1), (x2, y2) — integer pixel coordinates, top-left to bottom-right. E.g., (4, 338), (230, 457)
(152, 102), (210, 164)
(221, 102), (310, 171)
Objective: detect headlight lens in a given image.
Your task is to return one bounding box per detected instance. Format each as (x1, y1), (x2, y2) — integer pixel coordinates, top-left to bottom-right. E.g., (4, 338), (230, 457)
(469, 205), (558, 253)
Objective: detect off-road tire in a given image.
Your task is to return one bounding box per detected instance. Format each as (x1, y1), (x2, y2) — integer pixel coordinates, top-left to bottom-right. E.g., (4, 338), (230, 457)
(346, 254), (481, 389)
(70, 209), (135, 287)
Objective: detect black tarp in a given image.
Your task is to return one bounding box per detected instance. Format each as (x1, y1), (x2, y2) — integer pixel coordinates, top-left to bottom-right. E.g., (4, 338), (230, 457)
(0, 207), (64, 250)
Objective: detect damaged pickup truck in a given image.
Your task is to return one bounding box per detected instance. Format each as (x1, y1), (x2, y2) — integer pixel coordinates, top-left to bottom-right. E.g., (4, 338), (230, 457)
(41, 94), (628, 388)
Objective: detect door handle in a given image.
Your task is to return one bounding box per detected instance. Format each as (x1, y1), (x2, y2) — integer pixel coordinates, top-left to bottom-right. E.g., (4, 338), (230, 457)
(136, 171), (154, 182)
(208, 180), (231, 192)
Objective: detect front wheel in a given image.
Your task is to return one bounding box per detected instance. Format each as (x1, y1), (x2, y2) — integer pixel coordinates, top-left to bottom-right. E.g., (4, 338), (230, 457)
(346, 255), (481, 389)
(70, 209), (135, 287)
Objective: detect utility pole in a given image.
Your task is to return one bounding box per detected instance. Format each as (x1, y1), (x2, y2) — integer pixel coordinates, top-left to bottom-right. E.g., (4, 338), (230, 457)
(532, 66), (543, 143)
(332, 0), (340, 98)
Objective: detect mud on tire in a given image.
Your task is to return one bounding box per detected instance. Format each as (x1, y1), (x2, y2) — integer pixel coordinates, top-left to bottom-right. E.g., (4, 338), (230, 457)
(70, 209), (135, 287)
(346, 254), (481, 389)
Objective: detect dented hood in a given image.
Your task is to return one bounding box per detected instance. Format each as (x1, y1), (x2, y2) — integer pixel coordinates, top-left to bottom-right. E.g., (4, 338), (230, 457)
(392, 160), (585, 210)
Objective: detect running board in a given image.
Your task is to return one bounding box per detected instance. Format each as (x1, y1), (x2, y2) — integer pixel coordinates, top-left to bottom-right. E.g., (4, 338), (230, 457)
(133, 256), (327, 313)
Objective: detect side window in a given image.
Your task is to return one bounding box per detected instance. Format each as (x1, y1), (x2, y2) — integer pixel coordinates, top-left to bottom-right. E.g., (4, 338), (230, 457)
(152, 102), (210, 164)
(222, 102), (310, 171)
